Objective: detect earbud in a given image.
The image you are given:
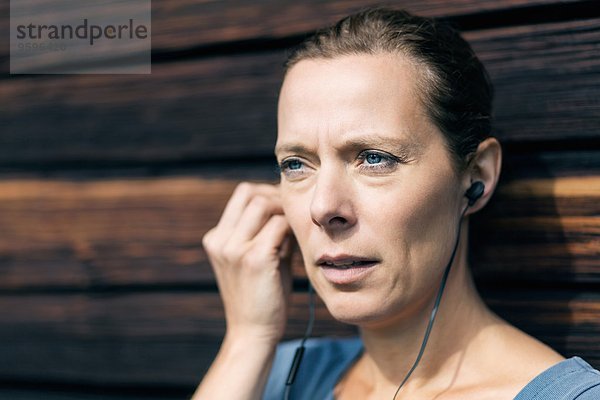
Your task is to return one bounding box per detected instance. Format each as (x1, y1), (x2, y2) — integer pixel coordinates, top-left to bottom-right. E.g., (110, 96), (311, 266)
(287, 179), (488, 400)
(465, 181), (485, 206)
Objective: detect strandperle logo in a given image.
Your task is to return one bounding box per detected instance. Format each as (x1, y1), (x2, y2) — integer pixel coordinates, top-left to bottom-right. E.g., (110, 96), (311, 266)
(16, 18), (149, 46)
(10, 0), (151, 74)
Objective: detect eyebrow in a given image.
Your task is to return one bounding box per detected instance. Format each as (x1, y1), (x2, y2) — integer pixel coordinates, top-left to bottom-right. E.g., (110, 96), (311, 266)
(274, 134), (421, 158)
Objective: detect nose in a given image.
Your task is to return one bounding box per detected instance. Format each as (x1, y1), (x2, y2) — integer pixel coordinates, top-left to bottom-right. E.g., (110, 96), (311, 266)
(309, 165), (357, 231)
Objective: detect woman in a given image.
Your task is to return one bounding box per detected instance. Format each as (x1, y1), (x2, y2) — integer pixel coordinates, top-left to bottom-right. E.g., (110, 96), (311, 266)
(193, 8), (600, 400)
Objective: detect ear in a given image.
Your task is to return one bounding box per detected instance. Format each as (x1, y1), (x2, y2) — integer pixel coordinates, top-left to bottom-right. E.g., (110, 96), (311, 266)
(463, 137), (502, 215)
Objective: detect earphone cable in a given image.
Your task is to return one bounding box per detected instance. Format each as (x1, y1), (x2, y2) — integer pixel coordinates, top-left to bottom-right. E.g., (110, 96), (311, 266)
(284, 202), (472, 400)
(302, 283), (315, 348)
(283, 282), (315, 400)
(391, 205), (469, 399)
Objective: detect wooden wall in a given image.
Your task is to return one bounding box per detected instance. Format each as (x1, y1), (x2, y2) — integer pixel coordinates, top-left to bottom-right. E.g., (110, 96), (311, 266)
(0, 1), (599, 398)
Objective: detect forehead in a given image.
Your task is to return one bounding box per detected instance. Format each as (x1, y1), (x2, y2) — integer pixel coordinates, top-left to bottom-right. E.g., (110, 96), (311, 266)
(275, 53), (436, 155)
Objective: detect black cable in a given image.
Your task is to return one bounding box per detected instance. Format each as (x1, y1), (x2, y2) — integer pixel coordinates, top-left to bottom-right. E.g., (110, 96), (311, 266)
(283, 283), (315, 400)
(391, 205), (469, 399)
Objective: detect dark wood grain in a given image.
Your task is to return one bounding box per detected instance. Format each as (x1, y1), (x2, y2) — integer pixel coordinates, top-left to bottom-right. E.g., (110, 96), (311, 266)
(484, 290), (600, 366)
(0, 176), (237, 289)
(1, 1), (598, 396)
(0, 290), (596, 387)
(0, 0), (588, 64)
(471, 175), (600, 283)
(1, 18), (599, 166)
(148, 0), (592, 51)
(0, 292), (354, 386)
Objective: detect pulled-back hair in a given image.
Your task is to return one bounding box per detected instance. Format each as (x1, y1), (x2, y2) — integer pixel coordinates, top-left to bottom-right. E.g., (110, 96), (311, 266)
(284, 7), (495, 171)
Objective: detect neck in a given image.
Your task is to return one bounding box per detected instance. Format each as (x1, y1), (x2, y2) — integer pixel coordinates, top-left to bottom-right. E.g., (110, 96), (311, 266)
(356, 225), (500, 397)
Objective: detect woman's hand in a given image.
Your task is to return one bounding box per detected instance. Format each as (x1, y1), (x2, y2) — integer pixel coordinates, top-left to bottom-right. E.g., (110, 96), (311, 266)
(202, 181), (295, 346)
(193, 181), (295, 399)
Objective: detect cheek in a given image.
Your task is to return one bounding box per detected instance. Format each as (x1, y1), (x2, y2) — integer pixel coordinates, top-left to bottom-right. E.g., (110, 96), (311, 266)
(358, 175), (460, 256)
(357, 184), (429, 230)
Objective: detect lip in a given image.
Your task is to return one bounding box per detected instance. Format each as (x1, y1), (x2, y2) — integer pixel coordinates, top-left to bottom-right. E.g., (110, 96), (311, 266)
(315, 254), (379, 285)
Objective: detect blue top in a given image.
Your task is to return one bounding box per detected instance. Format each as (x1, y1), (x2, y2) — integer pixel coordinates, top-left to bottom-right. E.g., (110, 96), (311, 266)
(262, 337), (600, 400)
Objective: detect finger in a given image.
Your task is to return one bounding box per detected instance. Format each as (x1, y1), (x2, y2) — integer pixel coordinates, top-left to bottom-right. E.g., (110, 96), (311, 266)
(226, 195), (284, 245)
(251, 216), (294, 296)
(217, 182), (281, 231)
(251, 215), (292, 263)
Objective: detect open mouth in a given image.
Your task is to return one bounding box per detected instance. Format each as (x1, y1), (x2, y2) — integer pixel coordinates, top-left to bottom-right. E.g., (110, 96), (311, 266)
(320, 261), (377, 269)
(317, 259), (379, 285)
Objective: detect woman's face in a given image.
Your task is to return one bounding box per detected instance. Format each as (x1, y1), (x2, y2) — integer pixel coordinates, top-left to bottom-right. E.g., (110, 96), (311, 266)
(275, 53), (466, 329)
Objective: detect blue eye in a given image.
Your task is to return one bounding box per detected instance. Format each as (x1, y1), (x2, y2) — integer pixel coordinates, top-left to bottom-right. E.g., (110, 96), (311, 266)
(277, 150), (402, 178)
(358, 151), (400, 172)
(366, 153), (383, 164)
(287, 160), (302, 170)
(278, 158), (305, 176)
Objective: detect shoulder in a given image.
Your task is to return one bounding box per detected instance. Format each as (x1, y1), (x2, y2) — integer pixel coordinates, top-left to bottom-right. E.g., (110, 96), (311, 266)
(262, 336), (363, 400)
(515, 356), (600, 400)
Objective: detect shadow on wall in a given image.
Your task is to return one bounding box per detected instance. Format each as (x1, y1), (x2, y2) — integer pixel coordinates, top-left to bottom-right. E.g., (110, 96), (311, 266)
(469, 143), (579, 364)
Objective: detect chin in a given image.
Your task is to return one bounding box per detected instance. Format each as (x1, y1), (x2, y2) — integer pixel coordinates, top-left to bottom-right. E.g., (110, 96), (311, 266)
(320, 288), (393, 327)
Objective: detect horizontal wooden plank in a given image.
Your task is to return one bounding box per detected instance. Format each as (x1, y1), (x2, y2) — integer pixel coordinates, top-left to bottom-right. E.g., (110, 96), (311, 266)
(0, 292), (354, 386)
(148, 0), (596, 51)
(484, 291), (600, 368)
(0, 173), (598, 290)
(502, 150), (600, 180)
(1, 18), (599, 165)
(0, 51), (283, 164)
(0, 290), (596, 385)
(0, 0), (588, 64)
(0, 177), (238, 289)
(471, 175), (600, 282)
(468, 20), (600, 143)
